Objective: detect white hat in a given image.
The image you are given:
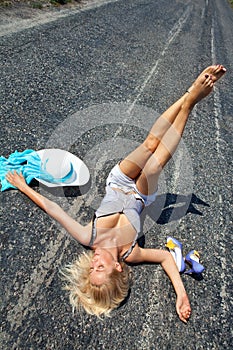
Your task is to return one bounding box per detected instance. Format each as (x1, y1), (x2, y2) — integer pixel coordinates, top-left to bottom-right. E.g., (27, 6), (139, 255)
(36, 149), (90, 187)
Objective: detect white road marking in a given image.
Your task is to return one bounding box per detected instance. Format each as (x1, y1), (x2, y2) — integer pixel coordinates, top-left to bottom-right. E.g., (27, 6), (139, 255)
(7, 205), (81, 330)
(211, 17), (228, 319)
(201, 0), (209, 19)
(127, 4), (194, 345)
(127, 5), (192, 114)
(211, 23), (221, 156)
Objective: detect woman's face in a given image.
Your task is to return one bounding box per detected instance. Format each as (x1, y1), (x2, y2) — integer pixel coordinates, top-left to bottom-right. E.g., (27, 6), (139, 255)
(89, 248), (121, 285)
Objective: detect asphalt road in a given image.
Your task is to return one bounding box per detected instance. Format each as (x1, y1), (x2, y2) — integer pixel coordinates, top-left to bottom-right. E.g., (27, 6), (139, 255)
(1, 0), (232, 349)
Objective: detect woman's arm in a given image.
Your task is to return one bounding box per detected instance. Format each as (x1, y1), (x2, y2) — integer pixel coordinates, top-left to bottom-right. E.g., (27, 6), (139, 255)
(6, 171), (91, 246)
(126, 246), (191, 323)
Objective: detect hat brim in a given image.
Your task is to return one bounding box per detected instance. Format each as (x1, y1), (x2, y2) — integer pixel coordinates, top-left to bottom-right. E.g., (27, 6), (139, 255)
(35, 149), (90, 187)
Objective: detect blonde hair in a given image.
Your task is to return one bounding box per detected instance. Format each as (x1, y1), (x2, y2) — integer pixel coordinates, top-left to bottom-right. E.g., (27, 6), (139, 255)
(60, 250), (132, 317)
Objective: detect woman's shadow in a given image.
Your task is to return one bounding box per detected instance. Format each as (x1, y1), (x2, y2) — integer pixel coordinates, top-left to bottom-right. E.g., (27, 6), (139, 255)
(142, 192), (210, 226)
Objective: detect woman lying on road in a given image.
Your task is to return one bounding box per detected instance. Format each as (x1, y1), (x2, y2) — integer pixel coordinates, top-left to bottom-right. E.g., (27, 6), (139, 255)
(6, 64), (226, 323)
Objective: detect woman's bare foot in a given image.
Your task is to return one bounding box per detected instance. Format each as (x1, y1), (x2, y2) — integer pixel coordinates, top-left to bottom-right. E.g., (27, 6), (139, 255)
(176, 292), (191, 323)
(188, 64), (226, 93)
(185, 74), (214, 108)
(201, 64), (226, 83)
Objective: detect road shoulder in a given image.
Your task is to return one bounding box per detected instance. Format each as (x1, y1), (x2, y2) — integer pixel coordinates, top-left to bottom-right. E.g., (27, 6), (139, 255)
(0, 0), (119, 37)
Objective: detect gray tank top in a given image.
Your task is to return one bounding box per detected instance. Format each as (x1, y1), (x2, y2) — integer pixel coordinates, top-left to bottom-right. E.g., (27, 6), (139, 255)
(89, 186), (144, 260)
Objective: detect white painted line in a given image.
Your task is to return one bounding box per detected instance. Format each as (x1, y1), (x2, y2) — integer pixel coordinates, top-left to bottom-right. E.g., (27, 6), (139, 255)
(7, 205), (80, 330)
(211, 23), (221, 156)
(201, 8), (205, 19)
(127, 5), (192, 114)
(7, 174), (104, 332)
(211, 16), (228, 319)
(130, 5), (194, 343)
(201, 0), (208, 19)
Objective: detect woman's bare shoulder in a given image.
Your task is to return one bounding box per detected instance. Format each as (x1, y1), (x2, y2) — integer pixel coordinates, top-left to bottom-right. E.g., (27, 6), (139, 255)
(124, 243), (144, 264)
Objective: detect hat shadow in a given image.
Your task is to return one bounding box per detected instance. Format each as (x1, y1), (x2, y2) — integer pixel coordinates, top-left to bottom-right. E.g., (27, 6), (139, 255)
(30, 177), (91, 197)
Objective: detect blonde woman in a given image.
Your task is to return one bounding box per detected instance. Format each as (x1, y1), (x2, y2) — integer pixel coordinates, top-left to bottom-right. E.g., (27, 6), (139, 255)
(6, 65), (226, 323)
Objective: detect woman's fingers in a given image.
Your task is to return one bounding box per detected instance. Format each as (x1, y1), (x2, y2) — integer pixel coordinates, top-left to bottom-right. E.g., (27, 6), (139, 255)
(6, 170), (25, 188)
(179, 309), (191, 323)
(6, 171), (15, 184)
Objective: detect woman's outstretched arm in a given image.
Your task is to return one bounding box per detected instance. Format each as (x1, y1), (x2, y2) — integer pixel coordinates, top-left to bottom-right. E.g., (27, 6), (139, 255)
(126, 245), (191, 323)
(6, 171), (91, 246)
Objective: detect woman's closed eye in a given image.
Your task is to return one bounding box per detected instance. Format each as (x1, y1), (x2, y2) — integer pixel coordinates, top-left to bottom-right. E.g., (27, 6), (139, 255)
(97, 265), (104, 270)
(89, 265), (105, 273)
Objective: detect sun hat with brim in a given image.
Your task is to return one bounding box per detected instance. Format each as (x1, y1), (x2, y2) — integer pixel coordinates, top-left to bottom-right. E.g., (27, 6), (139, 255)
(0, 148), (90, 191)
(36, 149), (90, 187)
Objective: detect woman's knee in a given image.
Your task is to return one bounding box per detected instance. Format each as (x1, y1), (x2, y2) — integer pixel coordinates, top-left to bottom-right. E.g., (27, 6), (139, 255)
(143, 133), (159, 153)
(144, 156), (162, 177)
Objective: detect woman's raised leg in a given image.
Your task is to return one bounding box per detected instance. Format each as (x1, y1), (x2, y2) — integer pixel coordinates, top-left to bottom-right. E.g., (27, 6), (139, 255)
(119, 65), (226, 181)
(135, 65), (226, 195)
(119, 93), (190, 179)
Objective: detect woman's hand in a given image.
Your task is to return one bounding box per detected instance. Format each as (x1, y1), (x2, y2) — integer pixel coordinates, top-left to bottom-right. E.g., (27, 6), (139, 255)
(176, 292), (191, 323)
(6, 171), (27, 191)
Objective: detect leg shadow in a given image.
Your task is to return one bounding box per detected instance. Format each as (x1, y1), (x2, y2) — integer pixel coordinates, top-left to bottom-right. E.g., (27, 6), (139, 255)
(141, 192), (210, 226)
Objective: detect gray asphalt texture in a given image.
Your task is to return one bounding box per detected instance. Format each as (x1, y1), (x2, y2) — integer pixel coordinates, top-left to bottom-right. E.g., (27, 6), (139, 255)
(1, 0), (232, 349)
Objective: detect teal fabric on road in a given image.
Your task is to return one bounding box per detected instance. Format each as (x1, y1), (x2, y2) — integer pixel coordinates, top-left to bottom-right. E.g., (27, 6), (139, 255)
(0, 149), (74, 191)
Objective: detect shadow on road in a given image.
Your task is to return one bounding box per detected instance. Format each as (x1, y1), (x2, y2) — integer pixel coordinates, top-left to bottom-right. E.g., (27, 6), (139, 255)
(142, 192), (210, 225)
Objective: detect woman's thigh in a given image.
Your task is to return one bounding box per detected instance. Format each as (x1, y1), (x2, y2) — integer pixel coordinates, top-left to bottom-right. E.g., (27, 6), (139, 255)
(135, 155), (162, 195)
(119, 143), (153, 180)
